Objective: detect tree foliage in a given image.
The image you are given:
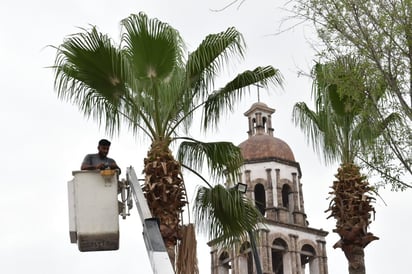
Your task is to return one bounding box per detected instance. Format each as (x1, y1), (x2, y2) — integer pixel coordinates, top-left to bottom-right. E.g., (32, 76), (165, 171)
(293, 55), (390, 165)
(291, 0), (412, 189)
(293, 56), (381, 274)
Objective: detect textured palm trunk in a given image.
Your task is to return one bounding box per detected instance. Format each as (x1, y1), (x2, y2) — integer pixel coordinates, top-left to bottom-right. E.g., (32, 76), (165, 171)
(142, 139), (187, 265)
(344, 244), (365, 274)
(326, 163), (379, 274)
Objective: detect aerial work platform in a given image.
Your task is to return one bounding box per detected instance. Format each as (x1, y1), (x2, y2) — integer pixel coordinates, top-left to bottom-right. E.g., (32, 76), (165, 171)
(67, 167), (174, 274)
(68, 170), (119, 251)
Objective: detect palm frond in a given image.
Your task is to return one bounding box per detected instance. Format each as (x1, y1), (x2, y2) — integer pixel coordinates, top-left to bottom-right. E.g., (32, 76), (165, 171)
(53, 26), (130, 134)
(176, 137), (243, 183)
(292, 101), (342, 164)
(186, 27), (245, 100)
(194, 185), (264, 248)
(119, 12), (189, 139)
(159, 69), (197, 137)
(306, 59), (378, 164)
(203, 66), (283, 129)
(121, 12), (185, 84)
(354, 111), (401, 148)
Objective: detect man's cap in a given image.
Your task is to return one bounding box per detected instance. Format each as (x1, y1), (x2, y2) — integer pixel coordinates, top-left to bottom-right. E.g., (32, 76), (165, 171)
(98, 139), (111, 146)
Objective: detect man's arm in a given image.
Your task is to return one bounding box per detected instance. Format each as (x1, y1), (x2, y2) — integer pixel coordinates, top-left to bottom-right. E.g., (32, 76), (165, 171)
(80, 154), (100, 170)
(108, 159), (121, 174)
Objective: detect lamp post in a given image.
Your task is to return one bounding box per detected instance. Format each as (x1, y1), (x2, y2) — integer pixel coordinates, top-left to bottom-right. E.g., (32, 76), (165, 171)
(234, 183), (263, 274)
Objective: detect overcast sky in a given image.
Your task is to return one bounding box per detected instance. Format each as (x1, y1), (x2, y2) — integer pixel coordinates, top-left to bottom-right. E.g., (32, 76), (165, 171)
(0, 0), (410, 273)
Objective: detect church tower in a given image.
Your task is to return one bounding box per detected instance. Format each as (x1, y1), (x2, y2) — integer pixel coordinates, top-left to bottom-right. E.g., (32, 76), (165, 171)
(210, 102), (328, 274)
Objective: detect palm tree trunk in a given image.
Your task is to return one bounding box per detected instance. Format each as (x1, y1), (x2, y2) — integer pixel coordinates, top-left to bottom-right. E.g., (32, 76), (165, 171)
(327, 163), (379, 274)
(343, 245), (365, 274)
(143, 139), (187, 263)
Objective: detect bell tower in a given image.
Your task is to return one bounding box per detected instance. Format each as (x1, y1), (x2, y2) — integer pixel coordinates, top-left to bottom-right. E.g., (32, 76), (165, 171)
(210, 102), (328, 274)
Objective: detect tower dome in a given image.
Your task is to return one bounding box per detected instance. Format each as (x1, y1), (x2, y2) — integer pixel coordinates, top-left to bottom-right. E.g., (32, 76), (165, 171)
(239, 134), (295, 162)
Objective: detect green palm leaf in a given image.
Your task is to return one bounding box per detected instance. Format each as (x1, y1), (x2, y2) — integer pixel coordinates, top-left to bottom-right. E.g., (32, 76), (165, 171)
(203, 66), (283, 129)
(186, 27), (245, 98)
(53, 26), (130, 134)
(194, 184), (264, 247)
(121, 12), (184, 83)
(176, 137), (243, 182)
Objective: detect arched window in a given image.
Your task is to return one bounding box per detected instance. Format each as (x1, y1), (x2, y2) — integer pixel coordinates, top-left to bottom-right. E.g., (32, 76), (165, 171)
(301, 244), (316, 274)
(252, 118), (257, 135)
(254, 183), (266, 215)
(218, 251), (231, 273)
(240, 242), (253, 274)
(272, 238), (287, 274)
(281, 184), (292, 210)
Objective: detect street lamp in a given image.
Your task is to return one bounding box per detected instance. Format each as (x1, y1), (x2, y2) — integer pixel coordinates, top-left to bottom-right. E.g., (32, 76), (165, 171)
(232, 182), (263, 274)
(235, 182), (248, 194)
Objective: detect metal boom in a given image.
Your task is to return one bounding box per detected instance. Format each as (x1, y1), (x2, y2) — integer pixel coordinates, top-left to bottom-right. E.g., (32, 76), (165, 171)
(126, 166), (175, 274)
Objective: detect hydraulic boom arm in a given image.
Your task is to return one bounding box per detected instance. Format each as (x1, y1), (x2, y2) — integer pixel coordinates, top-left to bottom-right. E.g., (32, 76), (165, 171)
(126, 167), (175, 274)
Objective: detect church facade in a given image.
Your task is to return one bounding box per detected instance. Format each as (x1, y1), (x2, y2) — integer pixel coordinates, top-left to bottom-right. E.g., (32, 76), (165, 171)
(209, 102), (328, 274)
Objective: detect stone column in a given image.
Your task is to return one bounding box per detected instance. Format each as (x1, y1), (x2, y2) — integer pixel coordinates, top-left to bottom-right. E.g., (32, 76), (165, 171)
(256, 112), (264, 134)
(275, 169), (282, 222)
(210, 246), (218, 274)
(317, 240), (328, 274)
(248, 117), (253, 137)
(245, 170), (251, 200)
(259, 228), (271, 273)
(299, 182), (305, 211)
(265, 168), (275, 220)
(292, 172), (305, 226)
(291, 173), (299, 211)
(275, 169), (281, 207)
(288, 234), (300, 274)
(267, 114), (274, 136)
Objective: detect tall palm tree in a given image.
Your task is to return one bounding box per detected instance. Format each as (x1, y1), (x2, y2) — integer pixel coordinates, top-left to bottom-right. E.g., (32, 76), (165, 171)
(53, 12), (280, 270)
(292, 55), (390, 274)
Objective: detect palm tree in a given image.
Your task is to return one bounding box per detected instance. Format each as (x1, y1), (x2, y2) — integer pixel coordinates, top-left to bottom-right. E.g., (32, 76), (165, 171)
(292, 55), (389, 274)
(53, 12), (280, 271)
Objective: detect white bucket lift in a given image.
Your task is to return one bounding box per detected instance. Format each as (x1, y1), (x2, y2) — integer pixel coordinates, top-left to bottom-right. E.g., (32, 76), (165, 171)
(68, 170), (120, 252)
(67, 167), (174, 274)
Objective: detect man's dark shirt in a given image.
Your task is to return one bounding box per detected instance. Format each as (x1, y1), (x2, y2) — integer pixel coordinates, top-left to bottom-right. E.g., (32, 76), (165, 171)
(82, 153), (117, 169)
